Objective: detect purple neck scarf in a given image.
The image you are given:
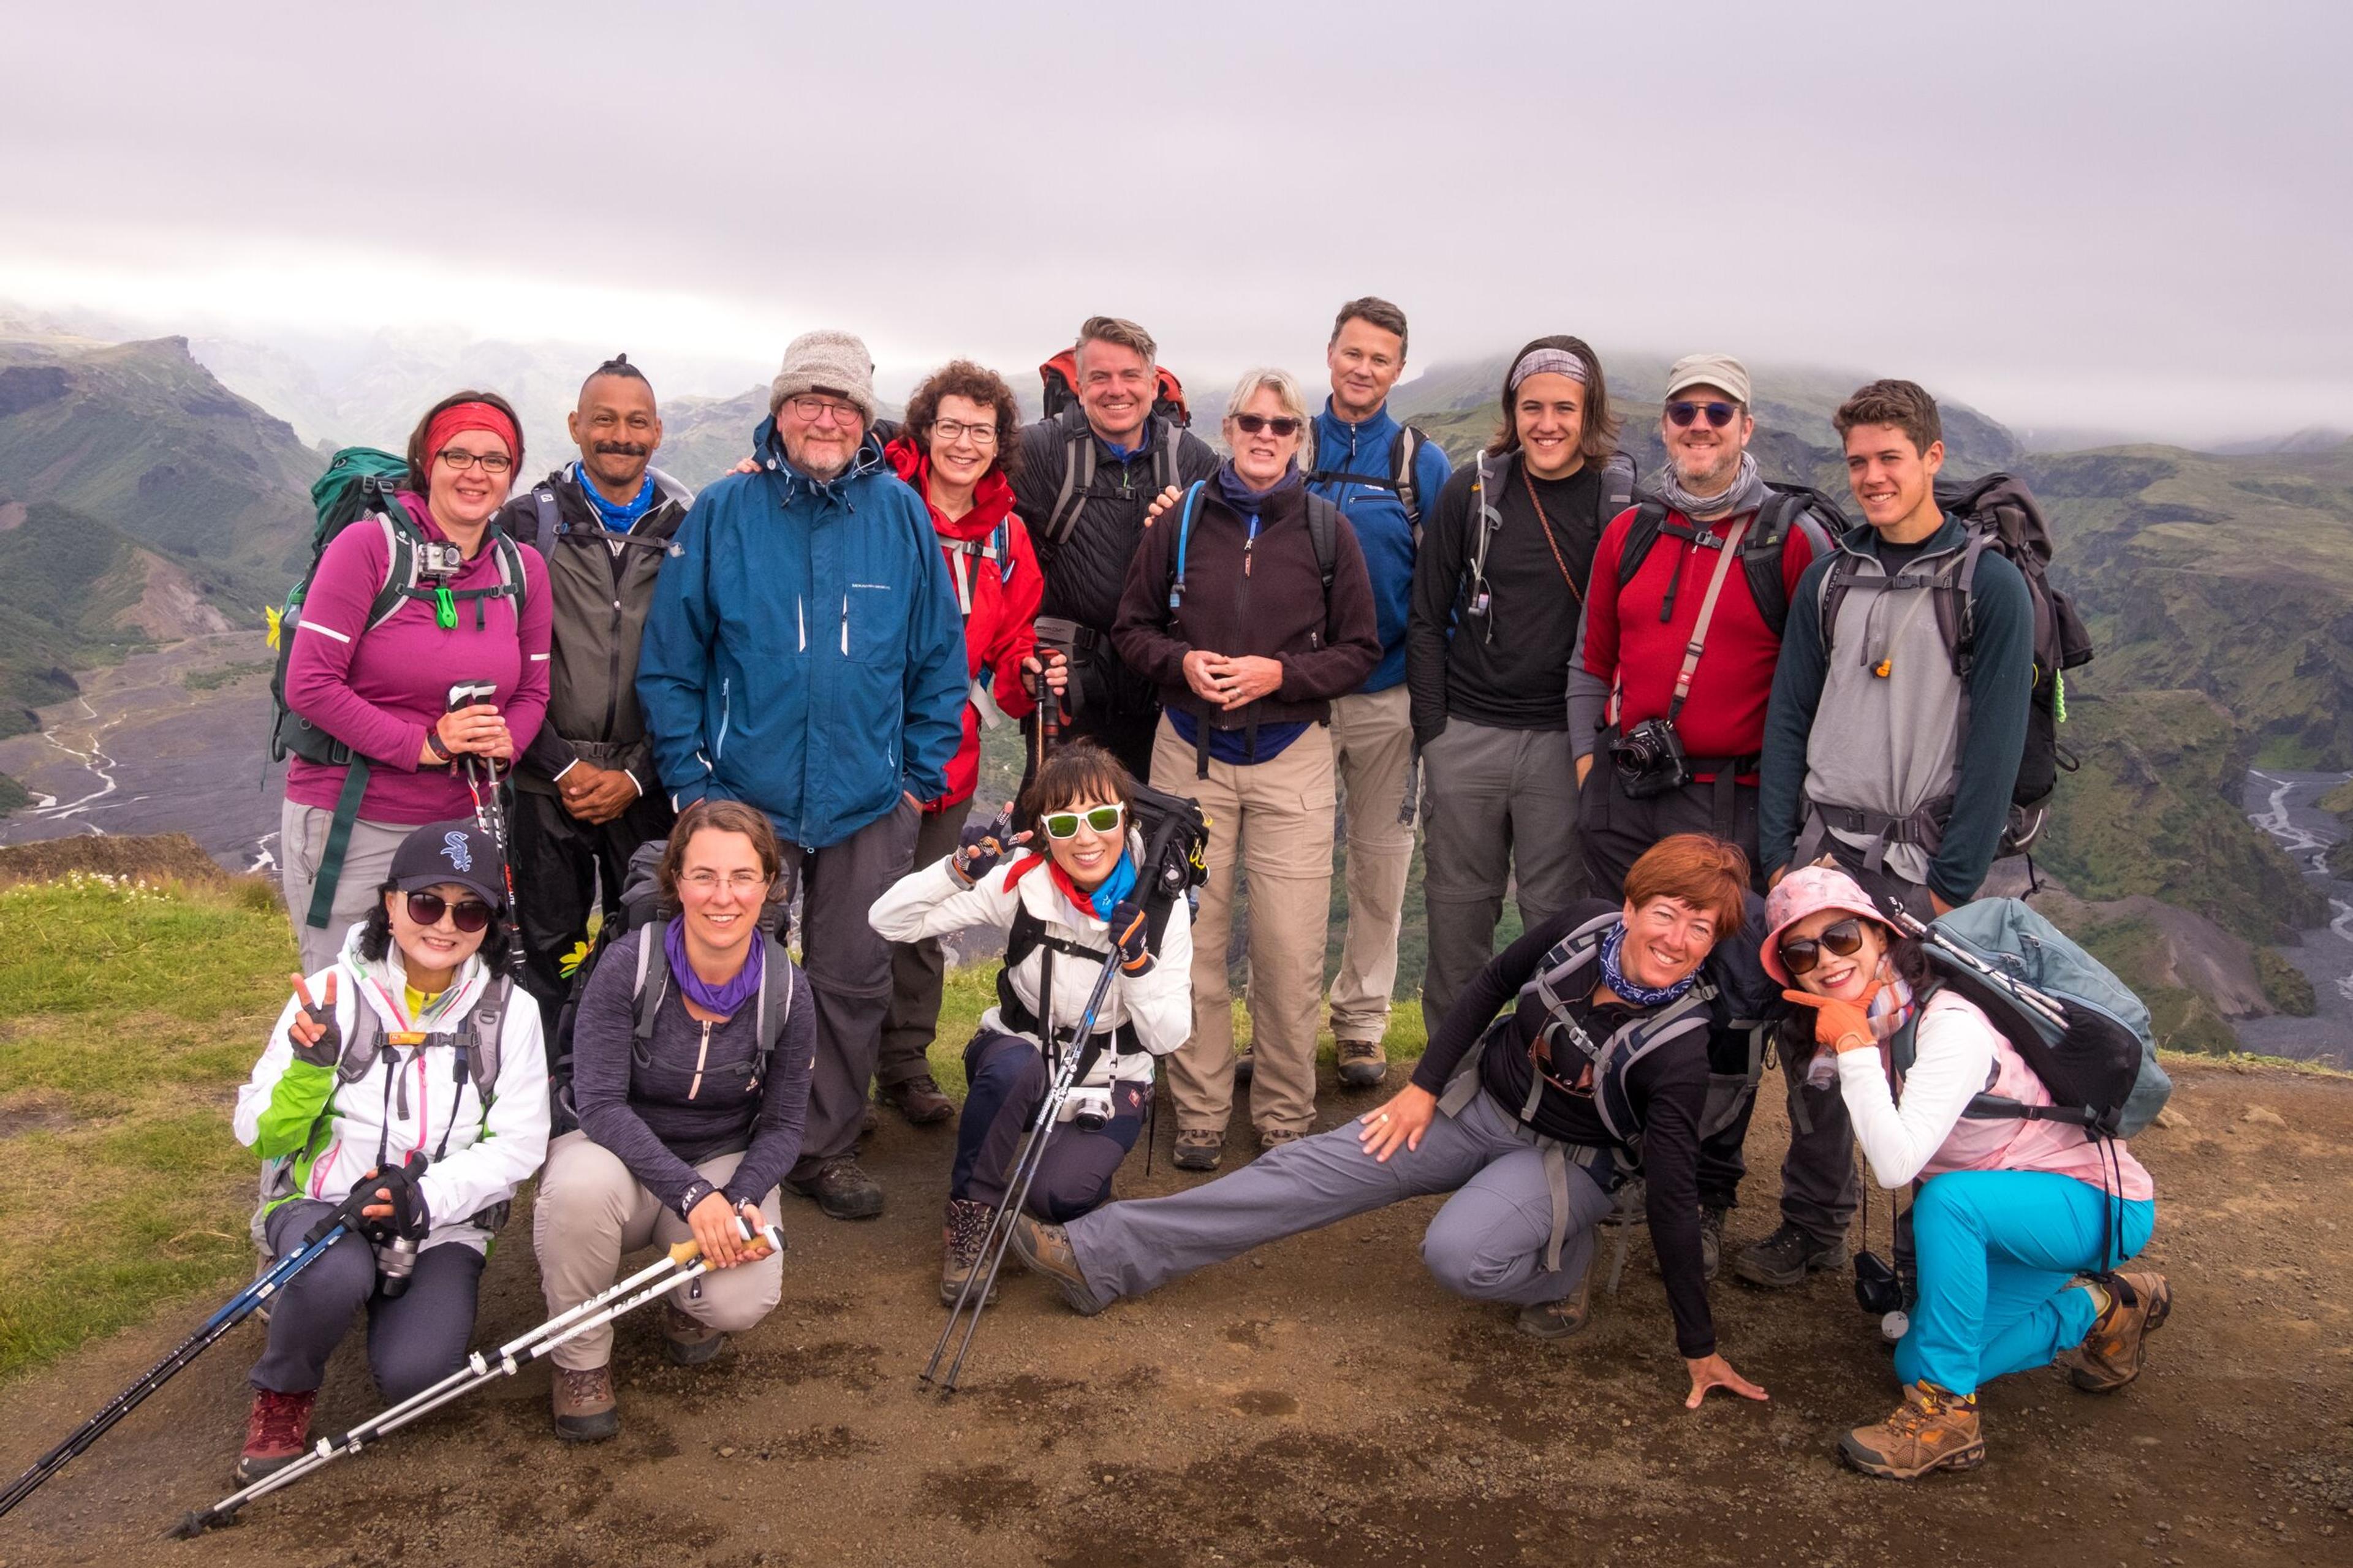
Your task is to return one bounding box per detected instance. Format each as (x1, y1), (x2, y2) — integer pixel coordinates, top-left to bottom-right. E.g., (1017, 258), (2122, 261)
(664, 918), (763, 1017)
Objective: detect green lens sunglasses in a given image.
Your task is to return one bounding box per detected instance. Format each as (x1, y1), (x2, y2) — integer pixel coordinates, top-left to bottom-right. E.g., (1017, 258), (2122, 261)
(1042, 803), (1125, 839)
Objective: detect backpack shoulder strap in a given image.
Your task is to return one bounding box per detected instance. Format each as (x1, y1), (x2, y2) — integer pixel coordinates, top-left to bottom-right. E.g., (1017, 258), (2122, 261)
(1817, 547), (1870, 658)
(461, 977), (510, 1108)
(632, 919), (669, 1047)
(1165, 480), (1207, 611)
(363, 509), (424, 632)
(1305, 493), (1339, 594)
(752, 935), (794, 1078)
(1466, 452), (1504, 588)
(532, 484), (563, 563)
(1153, 418), (1182, 494)
(1615, 500), (1672, 591)
(1044, 415), (1096, 547)
(1743, 491), (1834, 639)
(1599, 451), (1637, 527)
(1939, 525), (1996, 676)
(1393, 425), (1426, 537)
(493, 529), (529, 613)
(335, 994), (385, 1086)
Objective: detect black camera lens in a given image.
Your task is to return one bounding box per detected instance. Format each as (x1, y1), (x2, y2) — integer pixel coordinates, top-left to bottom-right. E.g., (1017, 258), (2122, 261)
(1854, 1250), (1904, 1316)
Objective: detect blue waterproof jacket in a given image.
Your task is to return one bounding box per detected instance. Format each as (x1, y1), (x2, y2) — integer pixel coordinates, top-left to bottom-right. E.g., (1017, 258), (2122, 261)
(1307, 398), (1454, 692)
(637, 419), (966, 849)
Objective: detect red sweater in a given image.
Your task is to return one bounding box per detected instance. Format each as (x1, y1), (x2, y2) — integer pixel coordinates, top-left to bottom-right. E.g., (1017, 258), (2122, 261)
(885, 439), (1040, 809)
(1580, 504), (1821, 779)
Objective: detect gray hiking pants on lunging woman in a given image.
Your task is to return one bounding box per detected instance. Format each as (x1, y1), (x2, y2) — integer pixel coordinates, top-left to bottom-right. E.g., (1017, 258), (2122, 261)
(1060, 1089), (1615, 1311)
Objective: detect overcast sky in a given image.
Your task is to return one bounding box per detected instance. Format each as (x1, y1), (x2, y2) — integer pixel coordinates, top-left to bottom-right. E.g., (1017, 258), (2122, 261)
(5, 1), (2349, 442)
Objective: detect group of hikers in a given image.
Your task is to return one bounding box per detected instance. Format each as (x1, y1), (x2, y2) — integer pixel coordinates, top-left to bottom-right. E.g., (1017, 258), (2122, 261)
(241, 301), (2165, 1491)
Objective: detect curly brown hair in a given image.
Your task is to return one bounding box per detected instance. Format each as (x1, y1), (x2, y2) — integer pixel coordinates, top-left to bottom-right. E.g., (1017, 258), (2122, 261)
(1486, 335), (1622, 466)
(403, 388), (525, 493)
(901, 360), (1021, 476)
(1834, 378), (1943, 457)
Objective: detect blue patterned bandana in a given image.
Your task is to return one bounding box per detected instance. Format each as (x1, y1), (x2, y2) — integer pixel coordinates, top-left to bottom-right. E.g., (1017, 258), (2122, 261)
(1598, 923), (1699, 1009)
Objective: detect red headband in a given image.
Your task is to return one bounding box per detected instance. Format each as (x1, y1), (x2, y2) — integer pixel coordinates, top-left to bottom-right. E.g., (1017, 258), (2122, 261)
(422, 401), (521, 471)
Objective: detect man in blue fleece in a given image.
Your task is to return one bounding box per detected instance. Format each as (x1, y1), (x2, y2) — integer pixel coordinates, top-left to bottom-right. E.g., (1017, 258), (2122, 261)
(638, 329), (966, 1222)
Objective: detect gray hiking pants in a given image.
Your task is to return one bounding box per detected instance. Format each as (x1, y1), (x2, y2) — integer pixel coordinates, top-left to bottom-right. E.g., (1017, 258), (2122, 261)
(877, 798), (974, 1089)
(1061, 1089), (1614, 1311)
(785, 800), (921, 1178)
(1418, 719), (1586, 1029)
(248, 1199), (484, 1404)
(279, 800), (413, 975)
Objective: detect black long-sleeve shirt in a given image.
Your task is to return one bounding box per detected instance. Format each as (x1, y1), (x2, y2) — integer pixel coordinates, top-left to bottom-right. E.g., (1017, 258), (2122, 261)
(1411, 900), (1716, 1358)
(1406, 453), (1606, 745)
(572, 928), (815, 1214)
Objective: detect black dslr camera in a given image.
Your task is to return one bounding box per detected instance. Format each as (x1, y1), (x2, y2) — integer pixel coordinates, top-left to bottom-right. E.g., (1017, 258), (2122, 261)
(1610, 718), (1692, 799)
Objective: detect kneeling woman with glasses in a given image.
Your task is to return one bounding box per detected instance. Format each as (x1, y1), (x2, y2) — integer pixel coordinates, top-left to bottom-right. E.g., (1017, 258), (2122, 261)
(232, 820), (550, 1484)
(869, 742), (1193, 1306)
(532, 800), (813, 1442)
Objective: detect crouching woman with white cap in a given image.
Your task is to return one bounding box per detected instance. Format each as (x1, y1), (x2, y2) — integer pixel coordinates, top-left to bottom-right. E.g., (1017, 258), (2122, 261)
(232, 819), (550, 1485)
(1762, 865), (2165, 1480)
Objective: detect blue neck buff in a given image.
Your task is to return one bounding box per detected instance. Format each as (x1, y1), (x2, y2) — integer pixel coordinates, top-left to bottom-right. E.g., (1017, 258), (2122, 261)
(1597, 923), (1697, 1009)
(1086, 853), (1138, 920)
(575, 463), (658, 532)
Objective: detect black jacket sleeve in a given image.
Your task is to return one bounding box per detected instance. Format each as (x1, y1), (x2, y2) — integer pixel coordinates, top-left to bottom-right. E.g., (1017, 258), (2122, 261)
(1758, 551), (1834, 877)
(1631, 1042), (1716, 1358)
(1406, 465), (1480, 746)
(724, 963), (815, 1208)
(571, 932), (707, 1212)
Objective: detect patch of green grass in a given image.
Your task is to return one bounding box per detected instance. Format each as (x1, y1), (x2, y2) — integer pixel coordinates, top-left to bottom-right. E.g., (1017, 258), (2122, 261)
(181, 659), (271, 692)
(0, 771), (28, 817)
(0, 874), (291, 1383)
(2256, 948), (2319, 1018)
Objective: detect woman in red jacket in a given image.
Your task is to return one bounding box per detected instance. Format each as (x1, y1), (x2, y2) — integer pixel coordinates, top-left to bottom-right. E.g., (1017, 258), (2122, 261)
(874, 361), (1053, 1124)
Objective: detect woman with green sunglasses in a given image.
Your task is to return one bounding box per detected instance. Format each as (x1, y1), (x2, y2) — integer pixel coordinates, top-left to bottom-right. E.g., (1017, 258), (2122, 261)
(870, 742), (1195, 1305)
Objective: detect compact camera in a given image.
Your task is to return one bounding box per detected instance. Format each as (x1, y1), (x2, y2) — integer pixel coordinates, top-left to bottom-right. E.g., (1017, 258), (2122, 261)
(417, 540), (468, 578)
(1609, 718), (1693, 798)
(1061, 1086), (1114, 1132)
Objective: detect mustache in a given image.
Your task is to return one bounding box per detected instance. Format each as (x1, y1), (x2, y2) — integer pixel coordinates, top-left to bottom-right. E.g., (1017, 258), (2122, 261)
(592, 442), (650, 458)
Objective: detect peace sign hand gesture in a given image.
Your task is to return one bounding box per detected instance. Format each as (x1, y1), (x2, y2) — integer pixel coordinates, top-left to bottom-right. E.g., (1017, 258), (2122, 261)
(287, 971), (343, 1069)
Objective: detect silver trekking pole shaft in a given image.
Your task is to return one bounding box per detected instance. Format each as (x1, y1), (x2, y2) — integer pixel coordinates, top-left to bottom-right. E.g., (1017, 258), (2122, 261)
(1887, 908), (2069, 1031)
(925, 955), (1124, 1393)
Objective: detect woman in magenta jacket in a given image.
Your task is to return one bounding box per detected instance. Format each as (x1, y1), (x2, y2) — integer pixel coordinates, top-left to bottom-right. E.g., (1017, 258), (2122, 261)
(279, 391), (552, 971)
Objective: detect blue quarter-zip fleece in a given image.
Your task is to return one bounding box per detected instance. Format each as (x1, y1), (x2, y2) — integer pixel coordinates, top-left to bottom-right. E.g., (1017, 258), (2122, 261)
(1306, 398), (1454, 691)
(637, 419), (967, 849)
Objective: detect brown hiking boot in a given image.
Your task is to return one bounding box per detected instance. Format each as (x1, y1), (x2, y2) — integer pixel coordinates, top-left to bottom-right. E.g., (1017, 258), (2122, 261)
(1840, 1382), (1984, 1479)
(2056, 1271), (2172, 1393)
(1336, 1039), (1388, 1088)
(551, 1364), (618, 1443)
(1256, 1126), (1305, 1153)
(941, 1197), (1000, 1308)
(881, 1074), (955, 1126)
(661, 1301), (727, 1366)
(1007, 1214), (1105, 1316)
(1173, 1129), (1224, 1172)
(1516, 1265), (1594, 1341)
(235, 1388), (317, 1483)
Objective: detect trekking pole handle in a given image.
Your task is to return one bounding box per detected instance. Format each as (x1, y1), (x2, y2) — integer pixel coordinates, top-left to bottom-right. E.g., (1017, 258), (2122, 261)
(669, 1216), (781, 1266)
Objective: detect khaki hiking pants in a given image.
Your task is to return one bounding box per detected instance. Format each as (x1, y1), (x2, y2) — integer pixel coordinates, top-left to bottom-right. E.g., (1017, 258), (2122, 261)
(1152, 715), (1336, 1139)
(532, 1131), (784, 1371)
(1324, 686), (1416, 1046)
(280, 798), (414, 974)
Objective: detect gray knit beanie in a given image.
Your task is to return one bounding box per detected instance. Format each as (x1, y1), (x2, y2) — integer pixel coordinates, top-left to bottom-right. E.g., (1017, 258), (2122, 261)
(769, 329), (877, 422)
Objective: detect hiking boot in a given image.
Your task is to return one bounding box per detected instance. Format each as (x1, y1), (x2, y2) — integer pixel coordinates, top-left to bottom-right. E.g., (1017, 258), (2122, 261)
(787, 1155), (885, 1220)
(550, 1364), (618, 1443)
(1231, 1047), (1254, 1083)
(880, 1074), (955, 1127)
(1840, 1382), (1985, 1479)
(1517, 1267), (1594, 1341)
(1173, 1129), (1224, 1172)
(1700, 1206), (1727, 1284)
(941, 1197), (1000, 1308)
(235, 1388), (317, 1483)
(661, 1301), (727, 1366)
(1256, 1126), (1305, 1154)
(1008, 1214), (1105, 1316)
(1731, 1222), (1849, 1289)
(1336, 1039), (1388, 1088)
(860, 1104), (879, 1139)
(2056, 1271), (2172, 1393)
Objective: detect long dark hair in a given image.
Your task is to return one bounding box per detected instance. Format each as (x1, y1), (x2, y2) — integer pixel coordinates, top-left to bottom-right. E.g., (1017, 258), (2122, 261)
(1487, 335), (1622, 465)
(358, 878), (512, 973)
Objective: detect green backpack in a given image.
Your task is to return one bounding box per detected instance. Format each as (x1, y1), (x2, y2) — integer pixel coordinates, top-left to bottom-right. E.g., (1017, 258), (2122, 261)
(268, 447), (528, 931)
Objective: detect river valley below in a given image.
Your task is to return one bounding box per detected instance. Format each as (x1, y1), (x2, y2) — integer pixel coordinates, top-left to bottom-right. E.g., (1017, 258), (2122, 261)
(2237, 767), (2353, 1067)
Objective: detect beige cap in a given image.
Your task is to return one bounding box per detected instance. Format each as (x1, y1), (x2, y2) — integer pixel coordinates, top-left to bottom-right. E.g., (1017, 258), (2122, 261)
(1663, 352), (1751, 407)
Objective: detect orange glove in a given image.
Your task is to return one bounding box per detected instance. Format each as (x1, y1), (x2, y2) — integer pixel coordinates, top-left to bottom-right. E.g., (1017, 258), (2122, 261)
(1783, 987), (1881, 1055)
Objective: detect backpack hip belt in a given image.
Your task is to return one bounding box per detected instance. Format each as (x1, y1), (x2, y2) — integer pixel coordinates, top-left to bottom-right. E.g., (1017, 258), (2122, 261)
(1798, 793), (1957, 874)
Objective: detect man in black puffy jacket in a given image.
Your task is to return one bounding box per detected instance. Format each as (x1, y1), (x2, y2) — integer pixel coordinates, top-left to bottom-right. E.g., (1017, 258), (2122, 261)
(1010, 316), (1219, 779)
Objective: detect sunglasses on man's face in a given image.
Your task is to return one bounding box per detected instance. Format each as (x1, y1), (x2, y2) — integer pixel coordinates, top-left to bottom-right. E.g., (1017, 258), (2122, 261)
(1041, 804), (1124, 839)
(1665, 400), (1740, 429)
(1230, 413), (1303, 437)
(1778, 917), (1866, 977)
(406, 890), (493, 933)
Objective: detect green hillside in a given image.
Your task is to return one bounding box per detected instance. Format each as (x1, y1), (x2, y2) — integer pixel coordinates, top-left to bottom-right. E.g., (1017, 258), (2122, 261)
(0, 502), (153, 739)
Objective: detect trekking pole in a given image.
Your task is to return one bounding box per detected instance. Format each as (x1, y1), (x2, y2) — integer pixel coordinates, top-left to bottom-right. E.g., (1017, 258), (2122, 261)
(171, 1216), (781, 1537)
(0, 1154), (419, 1521)
(1886, 908), (2068, 1032)
(922, 953), (1122, 1395)
(458, 751), (527, 975)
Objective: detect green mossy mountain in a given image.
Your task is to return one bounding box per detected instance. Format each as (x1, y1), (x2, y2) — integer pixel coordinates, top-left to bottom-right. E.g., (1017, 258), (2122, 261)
(0, 501), (153, 737)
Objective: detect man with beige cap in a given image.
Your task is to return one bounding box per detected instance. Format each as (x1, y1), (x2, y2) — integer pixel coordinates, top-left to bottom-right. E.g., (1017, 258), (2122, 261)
(638, 329), (967, 1221)
(1564, 352), (1842, 1279)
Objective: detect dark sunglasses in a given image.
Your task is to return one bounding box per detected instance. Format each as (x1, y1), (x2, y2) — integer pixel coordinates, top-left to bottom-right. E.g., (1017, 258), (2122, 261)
(406, 890), (493, 933)
(1231, 413), (1303, 437)
(1665, 400), (1740, 429)
(1778, 917), (1867, 977)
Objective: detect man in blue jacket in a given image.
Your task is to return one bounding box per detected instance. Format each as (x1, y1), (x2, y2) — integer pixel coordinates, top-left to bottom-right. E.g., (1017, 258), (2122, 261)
(638, 330), (966, 1221)
(1303, 298), (1453, 1088)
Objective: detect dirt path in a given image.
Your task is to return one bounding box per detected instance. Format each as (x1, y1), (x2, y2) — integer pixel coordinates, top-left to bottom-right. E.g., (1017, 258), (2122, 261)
(3, 1059), (2349, 1568)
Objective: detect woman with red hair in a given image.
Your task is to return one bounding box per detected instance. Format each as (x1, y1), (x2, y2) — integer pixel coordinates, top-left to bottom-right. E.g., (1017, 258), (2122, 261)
(1009, 833), (1768, 1412)
(279, 391), (553, 971)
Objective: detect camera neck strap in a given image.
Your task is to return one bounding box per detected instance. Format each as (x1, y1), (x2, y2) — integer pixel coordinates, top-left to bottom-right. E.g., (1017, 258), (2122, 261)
(1656, 515), (1751, 725)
